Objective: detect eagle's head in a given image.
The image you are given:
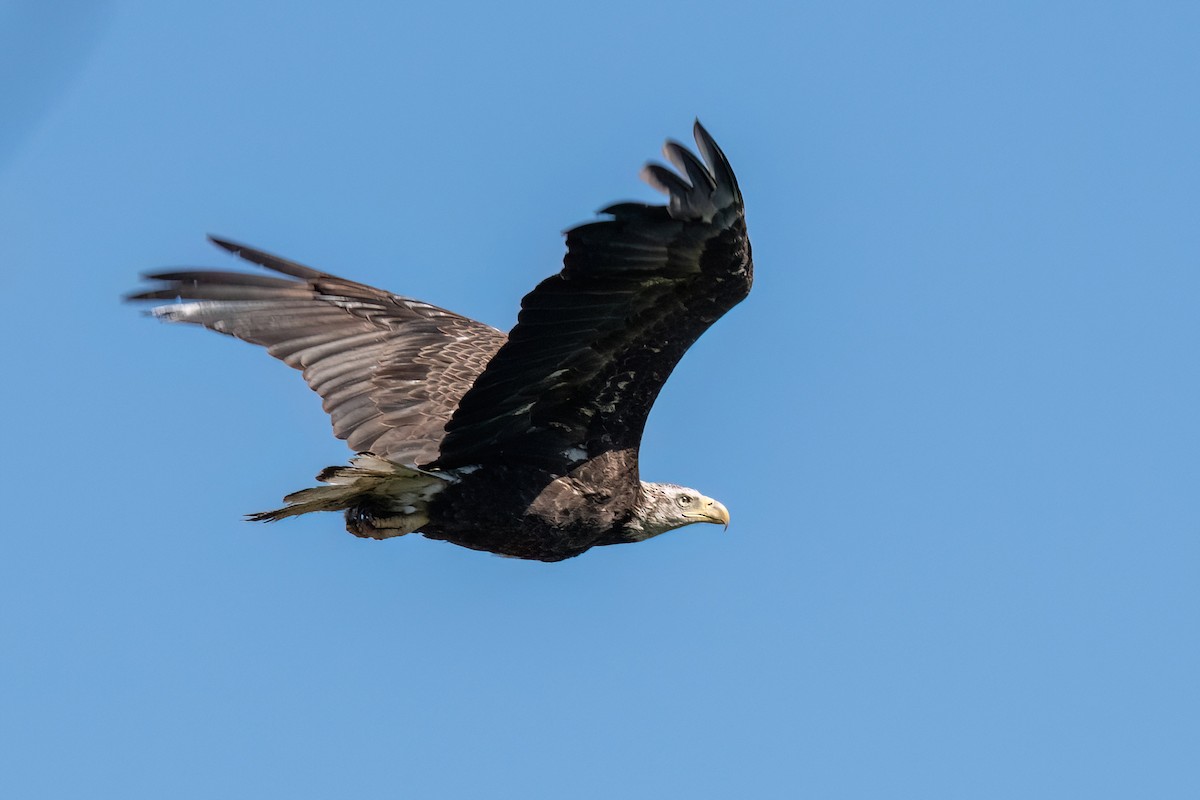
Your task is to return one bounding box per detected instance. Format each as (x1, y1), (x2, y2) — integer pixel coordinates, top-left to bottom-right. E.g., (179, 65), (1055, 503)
(623, 482), (731, 542)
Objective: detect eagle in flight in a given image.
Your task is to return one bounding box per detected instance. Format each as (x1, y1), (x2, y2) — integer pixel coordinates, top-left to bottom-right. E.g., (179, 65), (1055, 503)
(130, 121), (753, 561)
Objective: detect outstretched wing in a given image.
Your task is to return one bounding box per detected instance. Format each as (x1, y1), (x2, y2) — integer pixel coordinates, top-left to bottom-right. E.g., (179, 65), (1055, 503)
(434, 121), (752, 470)
(128, 238), (506, 466)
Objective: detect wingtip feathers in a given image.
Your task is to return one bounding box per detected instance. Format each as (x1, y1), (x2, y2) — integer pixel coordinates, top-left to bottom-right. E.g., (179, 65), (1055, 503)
(637, 121), (742, 221)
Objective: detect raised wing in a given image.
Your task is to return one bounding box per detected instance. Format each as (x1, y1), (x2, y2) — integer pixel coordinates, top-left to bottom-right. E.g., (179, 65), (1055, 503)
(434, 121), (752, 470)
(128, 238), (506, 466)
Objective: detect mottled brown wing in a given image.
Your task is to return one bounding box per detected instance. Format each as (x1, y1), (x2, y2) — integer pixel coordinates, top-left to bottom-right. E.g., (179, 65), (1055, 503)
(434, 121), (752, 471)
(128, 238), (506, 466)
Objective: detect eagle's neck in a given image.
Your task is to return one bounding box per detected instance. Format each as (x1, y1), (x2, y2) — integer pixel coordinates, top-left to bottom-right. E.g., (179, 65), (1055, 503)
(619, 481), (684, 542)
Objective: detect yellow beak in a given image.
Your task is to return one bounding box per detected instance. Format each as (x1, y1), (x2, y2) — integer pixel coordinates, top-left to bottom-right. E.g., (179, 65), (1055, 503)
(687, 497), (730, 530)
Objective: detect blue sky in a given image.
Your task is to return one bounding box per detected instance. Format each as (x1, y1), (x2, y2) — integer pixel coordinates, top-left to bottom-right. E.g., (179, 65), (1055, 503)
(2, 1), (1198, 797)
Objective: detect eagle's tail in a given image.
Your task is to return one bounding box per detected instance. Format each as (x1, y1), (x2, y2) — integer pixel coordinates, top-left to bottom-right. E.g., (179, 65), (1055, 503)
(249, 454), (448, 540)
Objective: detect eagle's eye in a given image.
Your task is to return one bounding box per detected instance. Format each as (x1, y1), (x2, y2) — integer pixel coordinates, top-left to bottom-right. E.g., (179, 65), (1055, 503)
(676, 495), (693, 507)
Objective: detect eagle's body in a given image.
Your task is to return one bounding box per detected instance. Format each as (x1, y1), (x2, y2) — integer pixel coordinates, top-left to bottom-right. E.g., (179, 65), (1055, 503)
(130, 122), (752, 561)
(423, 453), (641, 561)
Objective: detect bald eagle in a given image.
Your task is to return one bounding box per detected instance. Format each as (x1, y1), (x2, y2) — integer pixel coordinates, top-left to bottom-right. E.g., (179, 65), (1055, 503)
(129, 121), (752, 561)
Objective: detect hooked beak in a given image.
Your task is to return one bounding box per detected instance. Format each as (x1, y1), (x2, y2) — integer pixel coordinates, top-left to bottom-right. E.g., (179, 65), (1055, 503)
(687, 498), (730, 530)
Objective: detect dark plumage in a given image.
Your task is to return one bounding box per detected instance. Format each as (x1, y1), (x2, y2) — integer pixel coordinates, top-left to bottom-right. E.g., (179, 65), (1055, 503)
(129, 121), (752, 561)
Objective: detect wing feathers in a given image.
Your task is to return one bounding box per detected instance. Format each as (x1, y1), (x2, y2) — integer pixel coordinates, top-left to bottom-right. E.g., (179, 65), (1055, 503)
(206, 236), (325, 280)
(691, 120), (740, 203)
(129, 240), (506, 466)
(662, 140), (717, 193)
(640, 164), (694, 205)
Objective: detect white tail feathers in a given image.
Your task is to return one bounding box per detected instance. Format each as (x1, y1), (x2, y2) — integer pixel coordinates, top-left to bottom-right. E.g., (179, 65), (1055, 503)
(248, 455), (448, 536)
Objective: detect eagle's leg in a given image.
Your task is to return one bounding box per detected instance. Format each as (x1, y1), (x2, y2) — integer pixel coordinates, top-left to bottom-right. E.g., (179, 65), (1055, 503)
(345, 506), (429, 540)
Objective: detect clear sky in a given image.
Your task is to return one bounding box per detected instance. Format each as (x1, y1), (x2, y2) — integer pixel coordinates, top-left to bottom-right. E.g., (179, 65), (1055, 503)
(2, 1), (1197, 797)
